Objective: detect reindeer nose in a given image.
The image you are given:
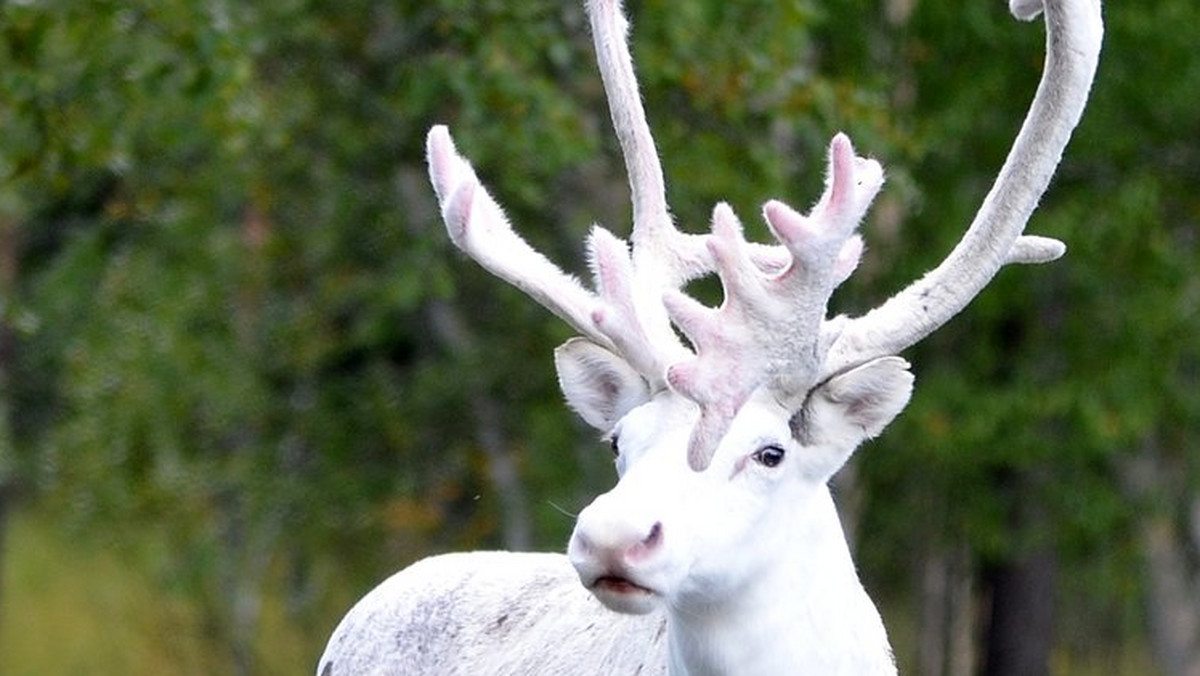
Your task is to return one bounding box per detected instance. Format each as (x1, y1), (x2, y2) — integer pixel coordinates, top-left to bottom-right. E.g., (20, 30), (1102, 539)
(571, 519), (664, 565)
(570, 494), (664, 565)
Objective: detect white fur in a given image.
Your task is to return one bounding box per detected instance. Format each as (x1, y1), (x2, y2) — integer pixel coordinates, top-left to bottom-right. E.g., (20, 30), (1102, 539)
(318, 552), (667, 675)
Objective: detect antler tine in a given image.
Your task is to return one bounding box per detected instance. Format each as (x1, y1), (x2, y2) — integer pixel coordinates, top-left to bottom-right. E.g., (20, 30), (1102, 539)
(427, 126), (613, 352)
(820, 0), (1103, 381)
(428, 127), (687, 389)
(588, 226), (692, 385)
(426, 1), (728, 394)
(666, 135), (884, 470)
(586, 0), (711, 287)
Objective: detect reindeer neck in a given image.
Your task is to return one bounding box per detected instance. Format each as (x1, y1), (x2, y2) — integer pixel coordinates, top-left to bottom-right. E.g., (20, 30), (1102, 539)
(665, 488), (896, 676)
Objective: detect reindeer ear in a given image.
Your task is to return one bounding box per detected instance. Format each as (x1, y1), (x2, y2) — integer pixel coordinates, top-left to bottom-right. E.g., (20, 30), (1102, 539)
(555, 338), (652, 432)
(791, 356), (914, 479)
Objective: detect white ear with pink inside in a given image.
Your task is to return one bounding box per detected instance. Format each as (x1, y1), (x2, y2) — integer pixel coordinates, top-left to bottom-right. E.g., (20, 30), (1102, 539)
(555, 337), (652, 433)
(792, 356), (915, 481)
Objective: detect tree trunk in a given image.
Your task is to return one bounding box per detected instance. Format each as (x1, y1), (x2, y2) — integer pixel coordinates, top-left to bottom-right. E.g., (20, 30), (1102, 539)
(206, 201), (279, 676)
(978, 466), (1058, 676)
(426, 300), (533, 551)
(0, 212), (20, 634)
(0, 479), (12, 636)
(1139, 512), (1200, 676)
(918, 542), (978, 676)
(981, 543), (1057, 676)
(403, 163), (533, 551)
(1122, 440), (1200, 676)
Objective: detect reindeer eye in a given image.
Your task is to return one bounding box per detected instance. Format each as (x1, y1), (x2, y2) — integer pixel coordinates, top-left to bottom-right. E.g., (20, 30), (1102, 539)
(752, 444), (786, 468)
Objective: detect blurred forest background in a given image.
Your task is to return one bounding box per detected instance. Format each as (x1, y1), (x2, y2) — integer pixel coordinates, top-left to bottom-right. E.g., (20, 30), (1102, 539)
(0, 0), (1197, 674)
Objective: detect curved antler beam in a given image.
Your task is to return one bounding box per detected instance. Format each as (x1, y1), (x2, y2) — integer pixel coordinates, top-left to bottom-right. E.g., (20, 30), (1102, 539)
(427, 125), (692, 388)
(427, 126), (612, 352)
(820, 0), (1103, 380)
(587, 0), (712, 287)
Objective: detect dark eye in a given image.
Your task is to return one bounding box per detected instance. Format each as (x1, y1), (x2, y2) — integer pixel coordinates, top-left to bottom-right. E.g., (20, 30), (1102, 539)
(752, 444), (786, 468)
(609, 435), (620, 458)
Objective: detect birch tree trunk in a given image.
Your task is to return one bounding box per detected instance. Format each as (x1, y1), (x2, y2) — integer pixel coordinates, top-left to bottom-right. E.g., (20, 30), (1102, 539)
(1123, 439), (1200, 676)
(918, 541), (977, 676)
(426, 300), (533, 551)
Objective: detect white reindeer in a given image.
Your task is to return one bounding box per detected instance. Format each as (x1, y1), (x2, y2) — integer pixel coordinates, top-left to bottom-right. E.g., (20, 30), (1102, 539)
(318, 0), (1102, 673)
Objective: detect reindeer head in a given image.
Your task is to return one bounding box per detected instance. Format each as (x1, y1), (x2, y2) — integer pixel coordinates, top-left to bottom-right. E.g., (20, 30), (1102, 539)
(427, 0), (1101, 617)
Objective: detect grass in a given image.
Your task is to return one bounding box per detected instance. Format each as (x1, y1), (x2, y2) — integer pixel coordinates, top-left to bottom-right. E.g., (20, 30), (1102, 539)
(2, 509), (213, 675)
(0, 507), (350, 676)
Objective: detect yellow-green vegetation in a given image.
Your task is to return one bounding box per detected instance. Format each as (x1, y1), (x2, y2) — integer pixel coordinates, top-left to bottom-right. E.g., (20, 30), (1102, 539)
(0, 508), (351, 676)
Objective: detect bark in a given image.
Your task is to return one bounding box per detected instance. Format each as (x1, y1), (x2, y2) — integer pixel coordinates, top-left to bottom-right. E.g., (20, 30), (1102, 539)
(0, 479), (12, 636)
(977, 466), (1058, 676)
(213, 487), (271, 676)
(1140, 512), (1200, 676)
(207, 200), (280, 676)
(919, 547), (950, 676)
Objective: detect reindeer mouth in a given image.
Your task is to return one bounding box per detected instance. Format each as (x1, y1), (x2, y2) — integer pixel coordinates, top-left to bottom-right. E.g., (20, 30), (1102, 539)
(593, 575), (656, 596)
(585, 573), (662, 615)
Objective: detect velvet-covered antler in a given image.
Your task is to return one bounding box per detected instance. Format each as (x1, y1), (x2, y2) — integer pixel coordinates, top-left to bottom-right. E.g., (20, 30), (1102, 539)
(427, 0), (1102, 472)
(818, 0), (1102, 380)
(664, 135), (881, 470)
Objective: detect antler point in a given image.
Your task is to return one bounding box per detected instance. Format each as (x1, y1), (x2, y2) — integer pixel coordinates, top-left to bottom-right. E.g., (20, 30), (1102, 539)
(443, 180), (478, 245)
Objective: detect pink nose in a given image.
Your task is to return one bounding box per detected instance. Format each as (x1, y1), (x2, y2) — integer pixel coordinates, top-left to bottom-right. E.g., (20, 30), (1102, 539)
(570, 514), (664, 567)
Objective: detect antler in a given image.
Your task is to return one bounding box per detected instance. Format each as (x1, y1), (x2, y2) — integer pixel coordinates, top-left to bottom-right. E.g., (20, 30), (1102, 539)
(427, 0), (713, 390)
(666, 0), (1102, 469)
(427, 0), (1102, 472)
(428, 125), (685, 387)
(664, 135), (882, 470)
(586, 0), (707, 286)
(819, 0), (1104, 380)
